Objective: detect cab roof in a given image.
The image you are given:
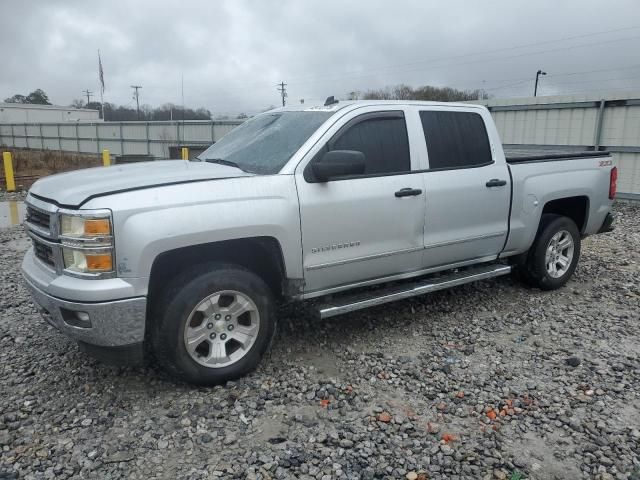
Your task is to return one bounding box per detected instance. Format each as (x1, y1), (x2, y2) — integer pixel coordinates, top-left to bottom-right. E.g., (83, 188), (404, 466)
(272, 99), (484, 114)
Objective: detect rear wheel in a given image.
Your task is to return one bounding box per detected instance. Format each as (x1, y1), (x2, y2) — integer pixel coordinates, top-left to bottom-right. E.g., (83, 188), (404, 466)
(517, 214), (581, 290)
(151, 263), (276, 385)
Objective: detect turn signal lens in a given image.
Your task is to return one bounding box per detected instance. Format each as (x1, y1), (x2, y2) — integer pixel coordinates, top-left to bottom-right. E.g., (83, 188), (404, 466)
(84, 219), (111, 236)
(61, 214), (112, 238)
(63, 249), (113, 273)
(86, 254), (113, 271)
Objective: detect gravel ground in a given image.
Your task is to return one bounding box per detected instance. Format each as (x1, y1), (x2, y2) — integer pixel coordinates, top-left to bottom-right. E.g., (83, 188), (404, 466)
(0, 191), (27, 202)
(1, 201), (638, 480)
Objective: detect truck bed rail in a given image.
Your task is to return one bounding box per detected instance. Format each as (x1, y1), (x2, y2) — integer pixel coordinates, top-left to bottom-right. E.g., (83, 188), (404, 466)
(505, 149), (610, 164)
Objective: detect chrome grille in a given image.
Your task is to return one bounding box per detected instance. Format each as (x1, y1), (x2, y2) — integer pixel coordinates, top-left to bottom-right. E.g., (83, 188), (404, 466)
(26, 206), (51, 231)
(25, 198), (60, 272)
(33, 239), (55, 268)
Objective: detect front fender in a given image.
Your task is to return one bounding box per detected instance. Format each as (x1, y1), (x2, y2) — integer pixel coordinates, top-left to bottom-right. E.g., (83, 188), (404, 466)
(84, 175), (302, 291)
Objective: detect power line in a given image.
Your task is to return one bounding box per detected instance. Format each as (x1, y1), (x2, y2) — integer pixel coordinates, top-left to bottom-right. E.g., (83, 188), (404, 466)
(88, 25), (640, 112)
(272, 27), (640, 89)
(289, 34), (640, 90)
(82, 89), (93, 105)
(276, 81), (287, 107)
(201, 31), (640, 99)
(206, 25), (640, 92)
(429, 64), (640, 96)
(107, 62), (640, 112)
(546, 63), (640, 80)
(130, 85), (142, 120)
(293, 25), (640, 85)
(550, 84), (640, 95)
(547, 72), (640, 87)
(89, 26), (640, 109)
(479, 64), (640, 92)
(382, 63), (640, 96)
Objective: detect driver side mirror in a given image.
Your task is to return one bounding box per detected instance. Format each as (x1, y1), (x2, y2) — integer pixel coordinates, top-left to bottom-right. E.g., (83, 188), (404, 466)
(312, 150), (366, 182)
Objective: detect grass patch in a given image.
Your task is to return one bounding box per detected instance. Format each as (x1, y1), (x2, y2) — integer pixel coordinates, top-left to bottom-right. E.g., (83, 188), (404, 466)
(0, 147), (101, 177)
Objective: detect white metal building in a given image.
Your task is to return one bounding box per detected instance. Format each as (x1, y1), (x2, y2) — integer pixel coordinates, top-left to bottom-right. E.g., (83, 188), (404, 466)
(473, 91), (640, 198)
(0, 103), (100, 123)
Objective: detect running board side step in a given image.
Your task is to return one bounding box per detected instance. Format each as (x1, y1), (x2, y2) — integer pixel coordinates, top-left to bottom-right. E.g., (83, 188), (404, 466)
(318, 264), (512, 318)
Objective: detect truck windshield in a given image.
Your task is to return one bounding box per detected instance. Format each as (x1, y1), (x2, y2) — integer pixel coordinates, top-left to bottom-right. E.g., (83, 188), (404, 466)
(197, 111), (333, 174)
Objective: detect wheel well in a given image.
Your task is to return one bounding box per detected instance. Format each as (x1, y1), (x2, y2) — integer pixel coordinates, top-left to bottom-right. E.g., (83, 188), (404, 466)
(147, 237), (287, 304)
(542, 196), (589, 233)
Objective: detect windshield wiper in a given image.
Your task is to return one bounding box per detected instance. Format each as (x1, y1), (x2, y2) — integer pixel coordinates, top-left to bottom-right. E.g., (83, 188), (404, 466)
(203, 158), (252, 173)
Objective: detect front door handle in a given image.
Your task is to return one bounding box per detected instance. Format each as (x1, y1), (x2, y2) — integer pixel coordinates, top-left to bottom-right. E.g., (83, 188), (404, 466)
(486, 179), (507, 187)
(395, 188), (423, 198)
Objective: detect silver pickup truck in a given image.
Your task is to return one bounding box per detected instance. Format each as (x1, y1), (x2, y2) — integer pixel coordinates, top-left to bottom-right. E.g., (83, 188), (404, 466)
(21, 100), (617, 384)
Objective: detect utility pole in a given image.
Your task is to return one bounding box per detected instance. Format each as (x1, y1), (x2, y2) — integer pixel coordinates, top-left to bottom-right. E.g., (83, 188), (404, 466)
(477, 80), (486, 101)
(276, 81), (287, 107)
(534, 70), (546, 97)
(181, 74), (185, 145)
(130, 85), (142, 119)
(82, 89), (93, 106)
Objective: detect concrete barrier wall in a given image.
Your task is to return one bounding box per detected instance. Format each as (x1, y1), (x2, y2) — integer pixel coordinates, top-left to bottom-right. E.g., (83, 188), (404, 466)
(473, 92), (640, 198)
(0, 120), (243, 160)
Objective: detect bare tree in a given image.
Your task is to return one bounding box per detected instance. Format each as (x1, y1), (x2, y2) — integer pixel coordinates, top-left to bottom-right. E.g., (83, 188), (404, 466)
(361, 84), (491, 102)
(392, 84), (414, 100)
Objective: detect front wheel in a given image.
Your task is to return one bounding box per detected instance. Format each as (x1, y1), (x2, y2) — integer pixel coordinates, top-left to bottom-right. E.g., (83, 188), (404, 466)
(151, 263), (276, 385)
(519, 214), (581, 290)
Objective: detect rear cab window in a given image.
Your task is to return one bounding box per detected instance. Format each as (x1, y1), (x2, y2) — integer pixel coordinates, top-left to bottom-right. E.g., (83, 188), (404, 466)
(419, 110), (492, 170)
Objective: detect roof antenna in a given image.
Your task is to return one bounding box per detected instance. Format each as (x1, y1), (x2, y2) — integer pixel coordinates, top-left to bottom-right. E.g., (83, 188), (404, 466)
(324, 96), (339, 106)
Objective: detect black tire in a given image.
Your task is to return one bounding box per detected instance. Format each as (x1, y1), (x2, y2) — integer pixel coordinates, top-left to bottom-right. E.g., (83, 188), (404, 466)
(517, 214), (581, 290)
(150, 262), (276, 385)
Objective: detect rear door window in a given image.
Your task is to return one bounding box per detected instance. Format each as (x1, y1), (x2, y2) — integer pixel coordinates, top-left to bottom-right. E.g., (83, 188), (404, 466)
(419, 111), (492, 170)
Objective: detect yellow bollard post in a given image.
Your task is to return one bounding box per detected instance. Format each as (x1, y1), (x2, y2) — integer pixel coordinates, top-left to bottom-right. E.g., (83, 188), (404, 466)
(2, 152), (16, 192)
(9, 201), (19, 226)
(181, 147), (189, 160)
(102, 149), (111, 167)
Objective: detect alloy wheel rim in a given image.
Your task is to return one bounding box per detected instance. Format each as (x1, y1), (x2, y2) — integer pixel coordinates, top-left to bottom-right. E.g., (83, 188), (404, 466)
(545, 230), (574, 278)
(183, 290), (260, 368)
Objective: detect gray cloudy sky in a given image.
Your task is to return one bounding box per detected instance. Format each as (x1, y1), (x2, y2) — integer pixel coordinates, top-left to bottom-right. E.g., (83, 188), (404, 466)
(2, 0), (640, 115)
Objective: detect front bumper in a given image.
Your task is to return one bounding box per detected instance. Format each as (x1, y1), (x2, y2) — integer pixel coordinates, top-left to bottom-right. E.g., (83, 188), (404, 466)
(22, 254), (147, 348)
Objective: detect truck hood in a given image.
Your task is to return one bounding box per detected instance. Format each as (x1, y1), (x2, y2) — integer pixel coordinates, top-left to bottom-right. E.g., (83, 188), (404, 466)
(29, 160), (253, 207)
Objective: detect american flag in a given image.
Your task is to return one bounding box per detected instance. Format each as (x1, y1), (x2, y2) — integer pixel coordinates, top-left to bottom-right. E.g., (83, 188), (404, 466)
(98, 50), (105, 94)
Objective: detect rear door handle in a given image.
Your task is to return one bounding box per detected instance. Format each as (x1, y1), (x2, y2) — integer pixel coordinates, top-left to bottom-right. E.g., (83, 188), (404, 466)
(486, 179), (507, 187)
(395, 188), (423, 197)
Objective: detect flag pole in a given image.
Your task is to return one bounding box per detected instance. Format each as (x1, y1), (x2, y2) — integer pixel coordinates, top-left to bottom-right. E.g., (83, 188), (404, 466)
(98, 49), (105, 120)
(100, 90), (105, 120)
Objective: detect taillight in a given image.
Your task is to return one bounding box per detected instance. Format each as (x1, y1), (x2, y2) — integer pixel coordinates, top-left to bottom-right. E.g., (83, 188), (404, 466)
(609, 166), (617, 199)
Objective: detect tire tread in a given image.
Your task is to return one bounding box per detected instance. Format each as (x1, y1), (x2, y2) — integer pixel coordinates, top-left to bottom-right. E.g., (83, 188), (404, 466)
(150, 262), (276, 385)
(517, 214), (580, 291)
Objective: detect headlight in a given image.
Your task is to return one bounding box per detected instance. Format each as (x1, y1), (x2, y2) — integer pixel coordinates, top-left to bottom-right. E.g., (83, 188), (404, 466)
(61, 215), (112, 238)
(59, 210), (115, 276)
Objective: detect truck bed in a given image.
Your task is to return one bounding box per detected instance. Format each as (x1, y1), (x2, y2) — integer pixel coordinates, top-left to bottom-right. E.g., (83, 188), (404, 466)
(504, 146), (610, 164)
(501, 146), (614, 257)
